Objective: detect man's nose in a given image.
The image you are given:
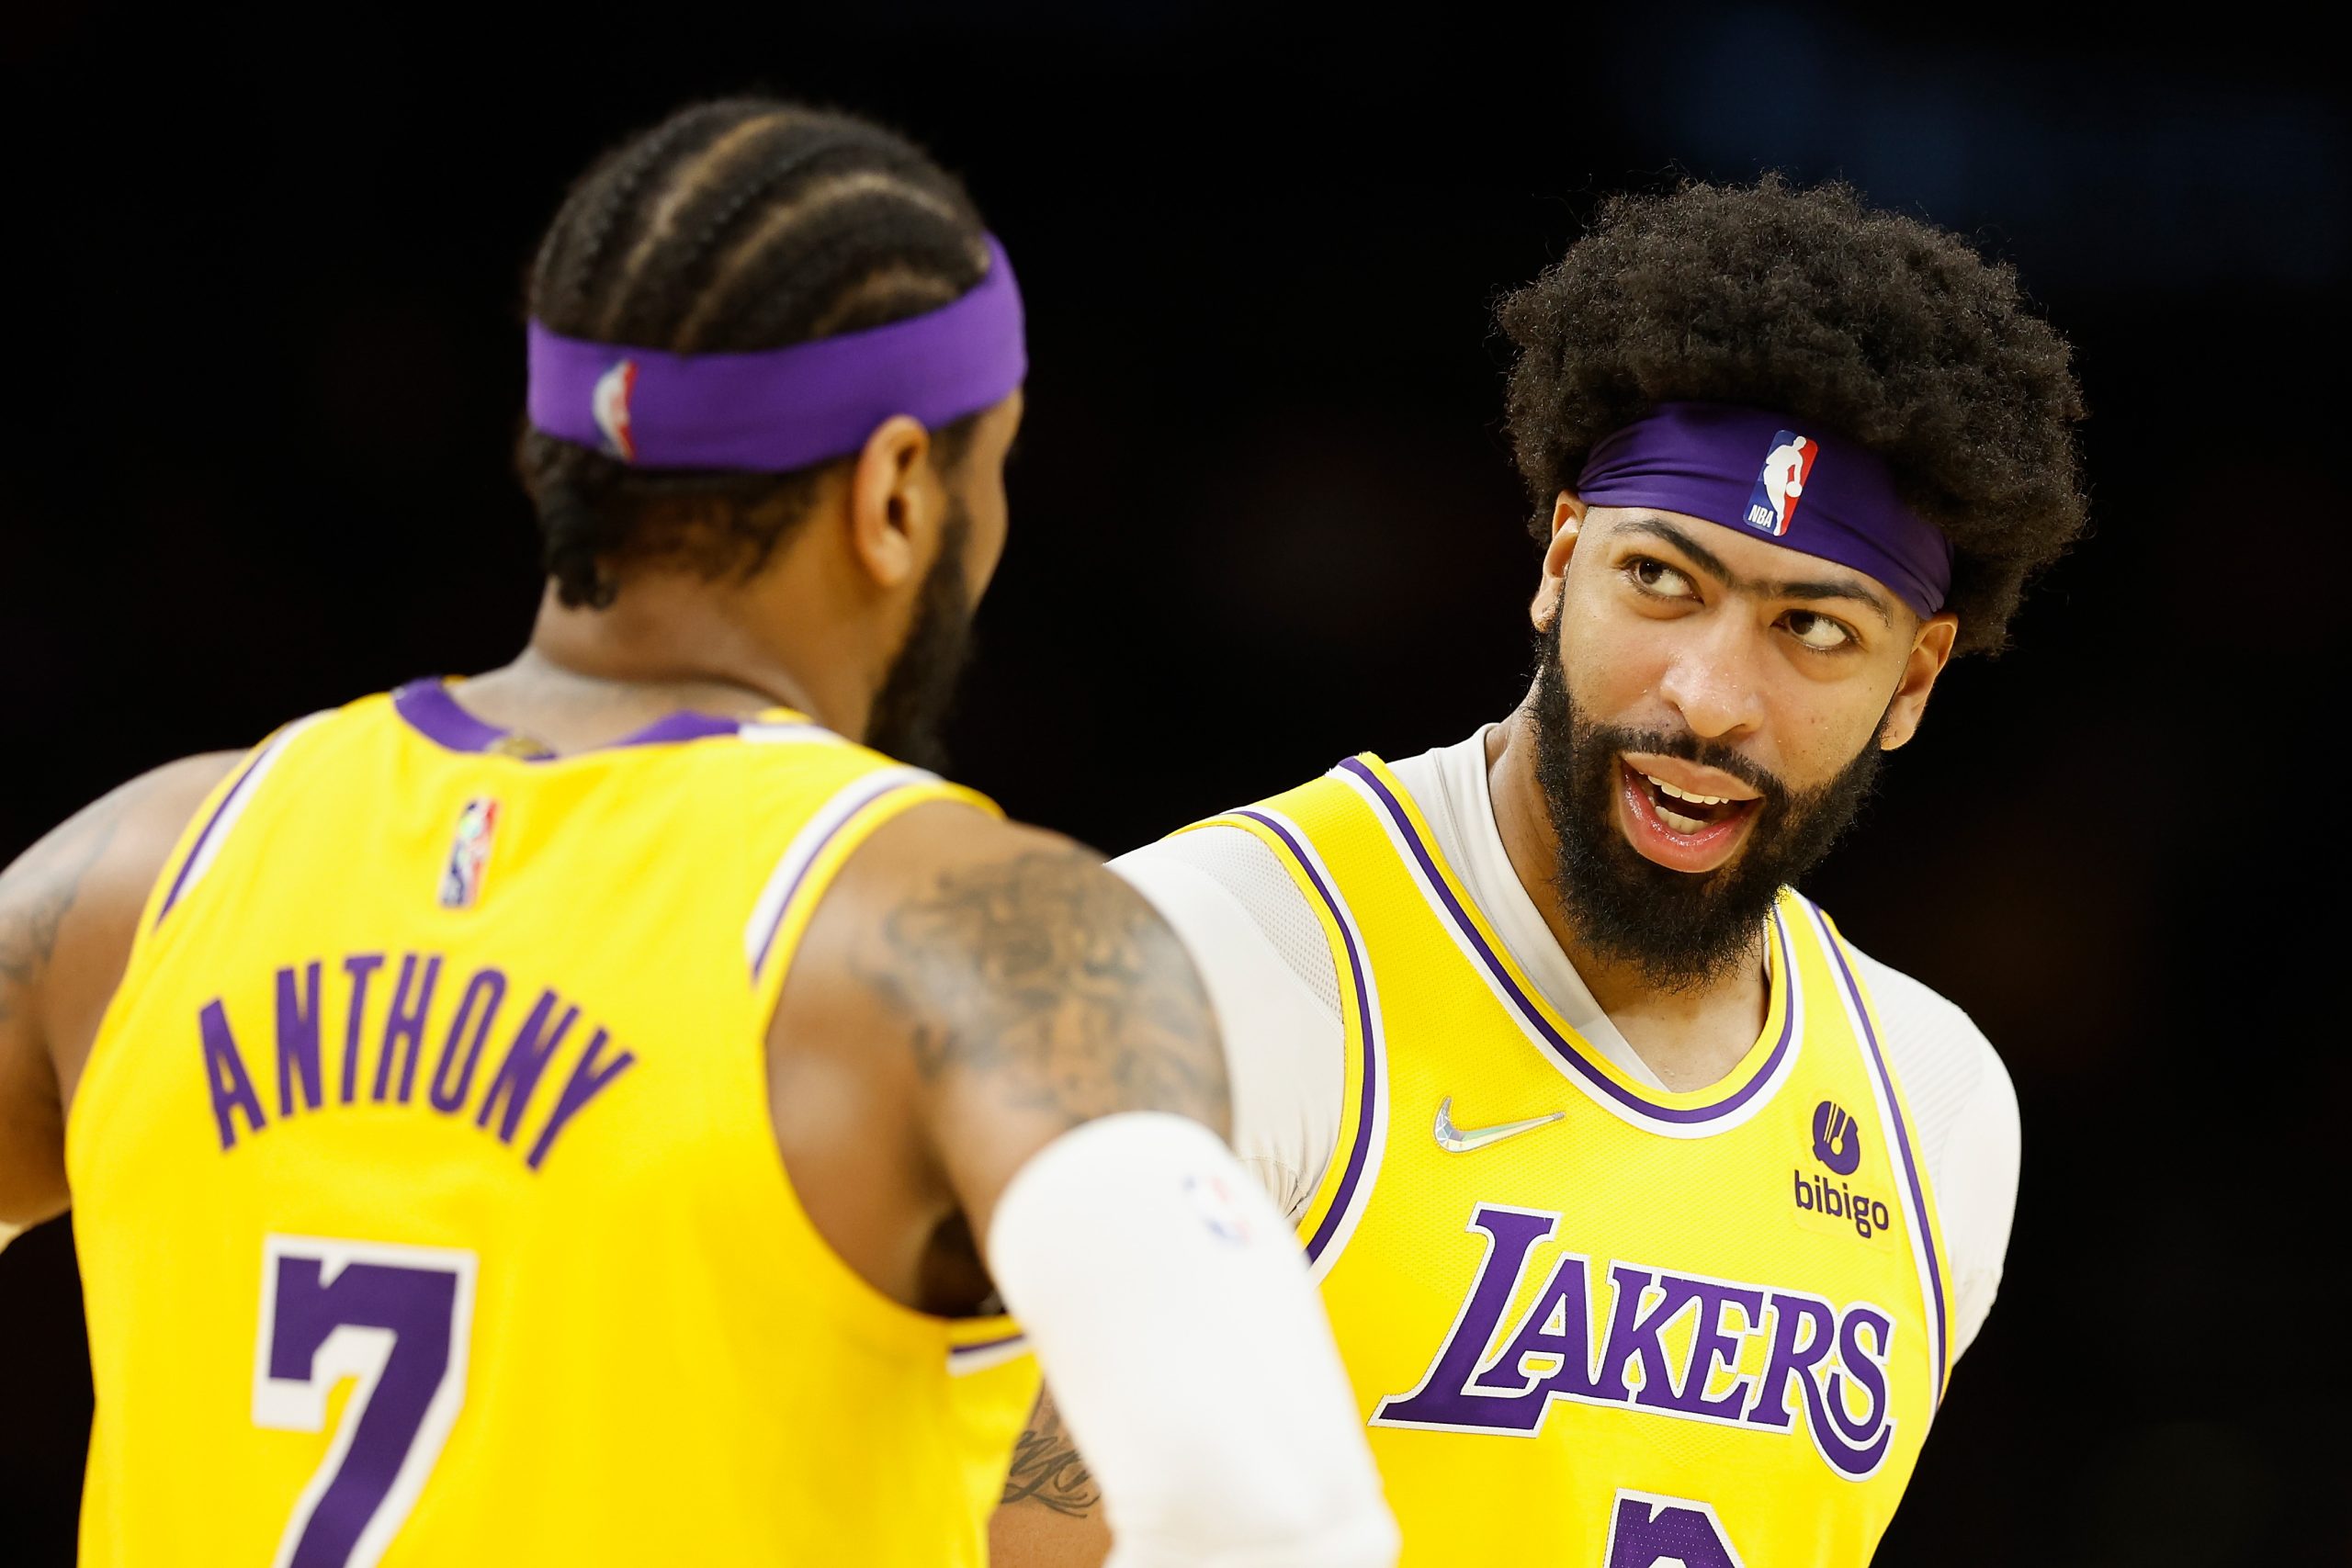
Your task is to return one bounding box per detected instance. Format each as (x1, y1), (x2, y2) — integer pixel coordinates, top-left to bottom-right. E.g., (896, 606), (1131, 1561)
(1656, 620), (1769, 740)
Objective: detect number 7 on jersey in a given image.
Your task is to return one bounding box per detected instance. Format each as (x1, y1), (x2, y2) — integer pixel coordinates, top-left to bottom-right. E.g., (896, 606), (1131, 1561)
(253, 1236), (478, 1568)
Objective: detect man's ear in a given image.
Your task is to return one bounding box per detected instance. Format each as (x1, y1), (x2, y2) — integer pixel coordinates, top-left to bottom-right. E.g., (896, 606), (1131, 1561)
(1879, 613), (1960, 751)
(1532, 491), (1585, 630)
(845, 414), (937, 592)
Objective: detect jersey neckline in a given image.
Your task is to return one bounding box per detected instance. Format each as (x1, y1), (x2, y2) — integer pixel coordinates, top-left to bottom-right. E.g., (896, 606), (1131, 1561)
(391, 678), (797, 760)
(1337, 753), (1801, 1133)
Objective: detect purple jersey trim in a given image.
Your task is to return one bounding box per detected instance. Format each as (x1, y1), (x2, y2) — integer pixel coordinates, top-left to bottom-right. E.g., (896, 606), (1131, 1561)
(947, 1331), (1027, 1358)
(153, 740), (278, 927)
(1233, 807), (1381, 1267)
(1336, 757), (1795, 1127)
(746, 771), (933, 981)
(391, 679), (744, 759)
(1817, 912), (1951, 1405)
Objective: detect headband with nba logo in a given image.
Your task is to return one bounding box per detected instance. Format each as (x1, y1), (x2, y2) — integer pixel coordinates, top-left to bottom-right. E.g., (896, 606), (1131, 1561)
(1574, 401), (1954, 617)
(526, 233), (1025, 473)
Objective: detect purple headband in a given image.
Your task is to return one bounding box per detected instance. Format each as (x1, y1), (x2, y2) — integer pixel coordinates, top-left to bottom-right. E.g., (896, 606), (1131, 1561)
(526, 233), (1024, 472)
(1575, 401), (1952, 617)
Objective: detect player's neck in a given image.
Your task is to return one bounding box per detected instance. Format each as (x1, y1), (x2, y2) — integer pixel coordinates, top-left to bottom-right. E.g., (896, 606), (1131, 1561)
(460, 578), (863, 751)
(1485, 712), (1772, 1092)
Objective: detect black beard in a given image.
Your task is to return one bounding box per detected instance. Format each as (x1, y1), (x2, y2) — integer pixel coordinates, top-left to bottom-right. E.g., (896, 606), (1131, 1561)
(863, 507), (977, 773)
(1528, 615), (1885, 992)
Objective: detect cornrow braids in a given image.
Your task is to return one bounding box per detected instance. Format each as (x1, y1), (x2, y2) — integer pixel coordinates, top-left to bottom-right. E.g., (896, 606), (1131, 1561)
(518, 99), (990, 609)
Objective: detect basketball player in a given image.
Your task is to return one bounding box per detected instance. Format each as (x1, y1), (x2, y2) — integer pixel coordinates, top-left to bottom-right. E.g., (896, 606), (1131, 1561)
(992, 179), (2086, 1564)
(0, 100), (1395, 1567)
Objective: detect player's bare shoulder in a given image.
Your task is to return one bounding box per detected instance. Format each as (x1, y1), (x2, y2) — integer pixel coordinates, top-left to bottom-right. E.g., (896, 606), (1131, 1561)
(817, 803), (1229, 1136)
(1, 750), (243, 1230)
(763, 798), (1231, 1310)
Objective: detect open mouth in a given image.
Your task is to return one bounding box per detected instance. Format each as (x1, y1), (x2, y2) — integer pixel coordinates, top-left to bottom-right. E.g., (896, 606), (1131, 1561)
(1644, 773), (1742, 833)
(1616, 760), (1761, 873)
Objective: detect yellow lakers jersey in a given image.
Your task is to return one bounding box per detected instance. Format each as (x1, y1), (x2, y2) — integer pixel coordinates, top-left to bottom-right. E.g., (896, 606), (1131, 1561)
(1198, 756), (1951, 1566)
(68, 679), (1038, 1568)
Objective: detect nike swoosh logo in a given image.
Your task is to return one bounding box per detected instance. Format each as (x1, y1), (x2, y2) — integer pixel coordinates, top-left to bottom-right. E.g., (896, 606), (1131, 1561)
(1433, 1096), (1566, 1154)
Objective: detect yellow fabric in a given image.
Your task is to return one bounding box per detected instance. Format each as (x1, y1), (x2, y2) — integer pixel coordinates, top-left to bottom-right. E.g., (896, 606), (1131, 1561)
(1195, 757), (1950, 1566)
(68, 689), (1037, 1568)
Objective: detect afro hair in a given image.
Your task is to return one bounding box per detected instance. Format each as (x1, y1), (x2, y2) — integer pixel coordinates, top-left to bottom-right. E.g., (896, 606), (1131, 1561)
(1498, 175), (2086, 654)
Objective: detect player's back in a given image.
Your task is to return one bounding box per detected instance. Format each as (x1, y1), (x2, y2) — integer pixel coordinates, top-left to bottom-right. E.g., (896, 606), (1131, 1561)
(69, 680), (1037, 1567)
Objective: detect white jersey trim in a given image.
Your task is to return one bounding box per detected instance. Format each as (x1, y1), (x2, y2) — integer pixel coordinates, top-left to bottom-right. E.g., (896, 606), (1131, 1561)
(742, 765), (937, 981)
(1798, 897), (1951, 1407)
(1220, 804), (1391, 1285)
(154, 712), (334, 929)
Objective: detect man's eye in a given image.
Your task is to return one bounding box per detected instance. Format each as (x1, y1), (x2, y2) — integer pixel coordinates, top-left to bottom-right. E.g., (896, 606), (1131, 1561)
(1629, 558), (1695, 598)
(1783, 610), (1853, 651)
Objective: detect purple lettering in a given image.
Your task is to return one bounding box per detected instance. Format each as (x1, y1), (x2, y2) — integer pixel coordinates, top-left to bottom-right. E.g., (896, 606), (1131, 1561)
(1804, 1305), (1896, 1477)
(1606, 1491), (1742, 1568)
(372, 953), (443, 1104)
(427, 968), (506, 1114)
(200, 999), (267, 1150)
(1472, 1253), (1601, 1404)
(525, 1029), (636, 1171)
(1592, 1264), (1685, 1405)
(1648, 1279), (1765, 1420)
(1373, 1202), (1912, 1473)
(474, 990), (579, 1145)
(276, 962), (324, 1116)
(1746, 1290), (1836, 1431)
(257, 1241), (470, 1564)
(339, 953), (385, 1104)
(1372, 1205), (1557, 1430)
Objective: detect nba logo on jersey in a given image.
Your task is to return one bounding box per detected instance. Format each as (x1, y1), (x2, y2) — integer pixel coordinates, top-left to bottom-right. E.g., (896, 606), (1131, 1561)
(592, 359), (639, 462)
(1743, 430), (1815, 536)
(439, 797), (500, 908)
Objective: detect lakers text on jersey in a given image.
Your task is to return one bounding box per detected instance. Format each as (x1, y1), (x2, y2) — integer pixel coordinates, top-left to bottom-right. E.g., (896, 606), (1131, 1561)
(68, 681), (1037, 1568)
(1194, 755), (1951, 1566)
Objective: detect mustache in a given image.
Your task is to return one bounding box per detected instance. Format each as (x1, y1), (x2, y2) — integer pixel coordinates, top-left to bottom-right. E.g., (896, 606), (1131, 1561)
(1586, 724), (1793, 812)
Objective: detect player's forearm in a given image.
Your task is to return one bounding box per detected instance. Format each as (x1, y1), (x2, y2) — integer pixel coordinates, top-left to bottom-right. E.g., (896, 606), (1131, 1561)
(991, 1390), (1114, 1565)
(988, 1114), (1396, 1567)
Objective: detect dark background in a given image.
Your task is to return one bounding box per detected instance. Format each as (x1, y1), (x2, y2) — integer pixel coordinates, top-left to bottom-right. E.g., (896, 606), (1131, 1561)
(4, 5), (2342, 1562)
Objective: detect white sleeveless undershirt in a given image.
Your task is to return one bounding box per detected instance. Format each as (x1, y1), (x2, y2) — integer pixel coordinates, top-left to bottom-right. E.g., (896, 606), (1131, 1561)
(1113, 727), (2020, 1362)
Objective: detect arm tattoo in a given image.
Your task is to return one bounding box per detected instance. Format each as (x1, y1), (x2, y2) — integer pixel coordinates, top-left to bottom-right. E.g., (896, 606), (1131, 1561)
(866, 847), (1228, 1132)
(0, 792), (130, 1029)
(1001, 1390), (1101, 1517)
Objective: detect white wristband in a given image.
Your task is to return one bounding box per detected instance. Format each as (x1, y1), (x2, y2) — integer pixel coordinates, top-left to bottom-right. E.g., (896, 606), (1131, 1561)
(987, 1112), (1395, 1566)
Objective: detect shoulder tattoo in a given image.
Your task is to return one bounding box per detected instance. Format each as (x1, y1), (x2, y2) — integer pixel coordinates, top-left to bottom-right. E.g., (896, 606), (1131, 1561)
(0, 789), (131, 1028)
(865, 846), (1228, 1132)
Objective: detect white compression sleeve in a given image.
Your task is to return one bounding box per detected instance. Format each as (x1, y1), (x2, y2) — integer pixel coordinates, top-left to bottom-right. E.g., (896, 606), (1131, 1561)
(986, 1112), (1397, 1568)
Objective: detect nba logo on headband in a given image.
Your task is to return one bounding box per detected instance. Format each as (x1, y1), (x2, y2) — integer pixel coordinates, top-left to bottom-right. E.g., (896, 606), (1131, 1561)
(528, 232), (1024, 474)
(1744, 431), (1816, 537)
(1574, 402), (1953, 617)
(592, 359), (639, 462)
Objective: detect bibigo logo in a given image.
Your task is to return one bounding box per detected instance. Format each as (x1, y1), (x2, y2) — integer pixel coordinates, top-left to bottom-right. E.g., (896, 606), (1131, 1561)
(1811, 1098), (1862, 1175)
(1744, 429), (1816, 536)
(1792, 1098), (1892, 1240)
